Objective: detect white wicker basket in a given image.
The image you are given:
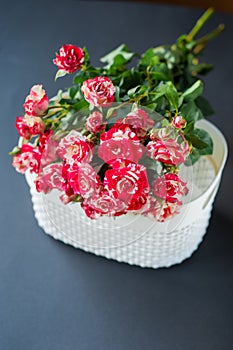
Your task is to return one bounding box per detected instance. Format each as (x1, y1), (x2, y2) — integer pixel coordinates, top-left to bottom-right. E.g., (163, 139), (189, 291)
(25, 119), (227, 268)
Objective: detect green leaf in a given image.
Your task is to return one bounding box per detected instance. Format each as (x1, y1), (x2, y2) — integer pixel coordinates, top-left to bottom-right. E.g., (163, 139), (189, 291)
(100, 44), (135, 69)
(186, 128), (213, 165)
(180, 101), (203, 122)
(139, 48), (160, 66)
(144, 102), (157, 110)
(60, 110), (87, 131)
(56, 89), (63, 102)
(8, 146), (21, 156)
(60, 111), (76, 131)
(127, 85), (142, 98)
(83, 47), (90, 64)
(195, 128), (213, 155)
(72, 99), (89, 111)
(186, 127), (213, 153)
(182, 80), (203, 101)
(150, 63), (172, 81)
(118, 68), (141, 94)
(139, 156), (158, 172)
(73, 74), (88, 85)
(114, 86), (120, 102)
(185, 148), (201, 165)
(165, 82), (179, 111)
(68, 86), (79, 99)
(55, 69), (67, 81)
(185, 134), (209, 149)
(184, 121), (195, 134)
(195, 96), (215, 116)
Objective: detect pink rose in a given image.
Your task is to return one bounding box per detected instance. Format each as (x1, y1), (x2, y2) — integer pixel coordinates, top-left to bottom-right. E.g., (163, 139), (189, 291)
(147, 139), (187, 165)
(12, 144), (41, 174)
(57, 130), (93, 164)
(85, 111), (105, 133)
(66, 163), (102, 198)
(153, 173), (188, 203)
(23, 85), (49, 116)
(172, 115), (187, 129)
(98, 123), (144, 163)
(53, 44), (85, 73)
(15, 117), (31, 140)
(35, 163), (64, 194)
(104, 160), (150, 211)
(124, 108), (155, 137)
(81, 190), (127, 219)
(81, 76), (115, 107)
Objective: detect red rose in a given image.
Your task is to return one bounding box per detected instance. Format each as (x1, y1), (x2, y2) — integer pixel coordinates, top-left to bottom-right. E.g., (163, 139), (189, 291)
(98, 123), (144, 163)
(23, 85), (49, 116)
(104, 160), (150, 211)
(124, 108), (155, 137)
(12, 144), (41, 174)
(81, 76), (115, 107)
(53, 44), (85, 73)
(15, 117), (31, 140)
(66, 163), (102, 198)
(147, 139), (186, 165)
(85, 111), (105, 133)
(82, 190), (127, 219)
(35, 163), (64, 194)
(57, 130), (93, 164)
(153, 173), (188, 203)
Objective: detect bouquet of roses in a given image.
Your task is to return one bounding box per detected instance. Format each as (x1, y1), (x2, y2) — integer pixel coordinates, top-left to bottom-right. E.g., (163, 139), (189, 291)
(10, 8), (224, 222)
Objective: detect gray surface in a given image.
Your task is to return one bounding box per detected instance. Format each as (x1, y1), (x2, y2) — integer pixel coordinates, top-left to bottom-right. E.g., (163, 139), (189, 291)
(1, 1), (233, 349)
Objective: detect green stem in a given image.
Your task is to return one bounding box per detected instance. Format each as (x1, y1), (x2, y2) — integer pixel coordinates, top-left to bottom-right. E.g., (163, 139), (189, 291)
(187, 8), (214, 42)
(193, 24), (225, 54)
(46, 112), (67, 124)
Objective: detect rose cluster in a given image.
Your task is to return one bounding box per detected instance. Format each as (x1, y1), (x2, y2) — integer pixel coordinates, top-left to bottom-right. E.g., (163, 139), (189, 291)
(11, 44), (191, 222)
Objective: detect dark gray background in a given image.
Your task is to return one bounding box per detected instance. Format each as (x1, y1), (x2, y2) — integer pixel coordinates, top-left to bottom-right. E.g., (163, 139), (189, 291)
(0, 1), (233, 349)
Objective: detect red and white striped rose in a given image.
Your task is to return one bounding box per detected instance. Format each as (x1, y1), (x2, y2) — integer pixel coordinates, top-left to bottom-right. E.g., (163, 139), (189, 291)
(53, 44), (85, 73)
(82, 190), (127, 219)
(12, 144), (41, 174)
(124, 108), (155, 137)
(57, 130), (93, 164)
(23, 85), (49, 116)
(35, 163), (64, 194)
(104, 159), (150, 211)
(153, 173), (188, 203)
(98, 123), (144, 163)
(81, 76), (115, 107)
(147, 139), (187, 165)
(85, 111), (105, 133)
(66, 163), (102, 198)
